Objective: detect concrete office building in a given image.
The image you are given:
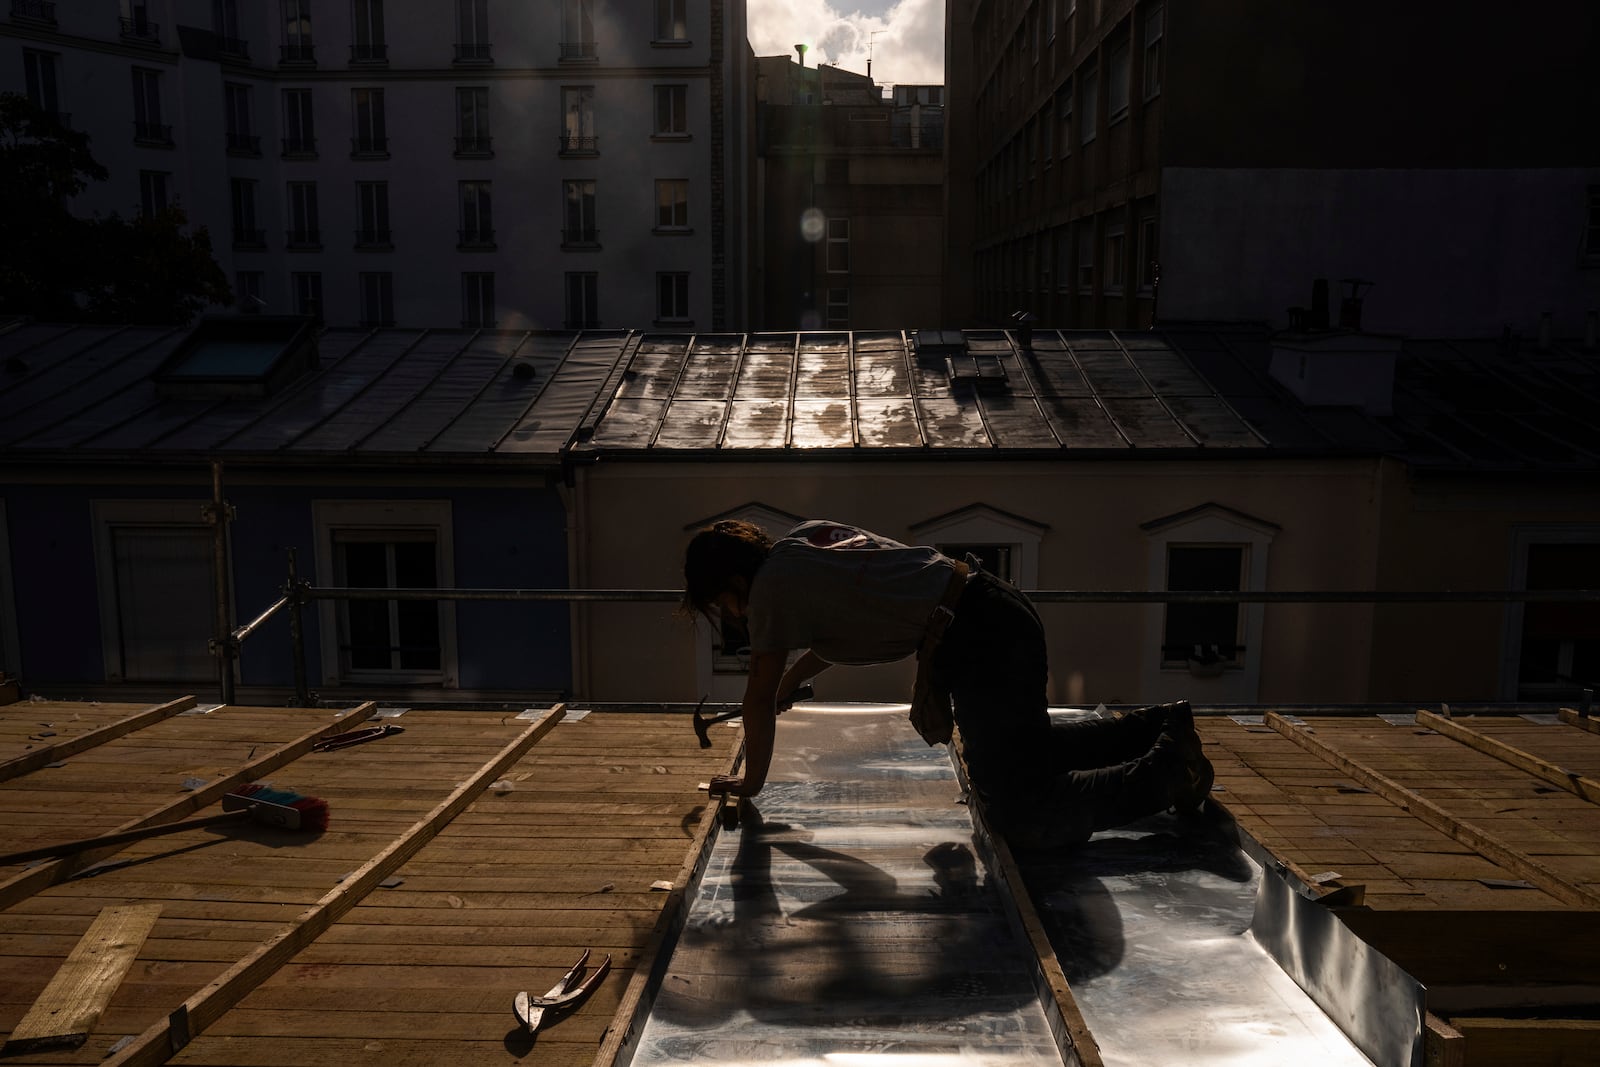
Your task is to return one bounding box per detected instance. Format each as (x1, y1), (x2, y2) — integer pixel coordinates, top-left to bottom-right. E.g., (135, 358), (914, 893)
(4, 0), (749, 330)
(943, 0), (1600, 336)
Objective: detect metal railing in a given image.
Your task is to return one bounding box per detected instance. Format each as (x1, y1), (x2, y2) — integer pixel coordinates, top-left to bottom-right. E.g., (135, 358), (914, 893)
(226, 132), (260, 154)
(558, 134), (599, 154)
(454, 135), (493, 155)
(280, 42), (315, 63)
(455, 41), (491, 61)
(119, 15), (158, 40)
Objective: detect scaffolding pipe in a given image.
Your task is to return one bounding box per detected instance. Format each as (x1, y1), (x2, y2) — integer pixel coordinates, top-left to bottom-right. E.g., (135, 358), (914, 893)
(286, 548), (310, 709)
(206, 460), (236, 705)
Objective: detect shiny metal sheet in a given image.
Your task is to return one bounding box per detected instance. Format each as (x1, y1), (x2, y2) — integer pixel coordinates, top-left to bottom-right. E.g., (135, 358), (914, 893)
(627, 705), (1070, 1066)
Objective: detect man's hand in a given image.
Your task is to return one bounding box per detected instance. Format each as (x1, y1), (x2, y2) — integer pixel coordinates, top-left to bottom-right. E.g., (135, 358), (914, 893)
(708, 774), (761, 798)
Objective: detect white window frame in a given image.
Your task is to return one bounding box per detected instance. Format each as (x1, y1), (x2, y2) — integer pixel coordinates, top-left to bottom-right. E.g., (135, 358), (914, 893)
(1142, 4), (1164, 100)
(459, 179), (493, 242)
(655, 0), (687, 42)
(564, 271), (599, 327)
(461, 271), (495, 327)
(826, 217), (850, 274)
(359, 270), (394, 326)
(0, 501), (20, 677)
(911, 504), (1047, 589)
(654, 178), (689, 231)
(1501, 524), (1600, 700)
(1107, 36), (1130, 123)
(291, 270), (322, 315)
(825, 286), (849, 328)
(656, 271), (689, 322)
(653, 84), (688, 136)
(91, 500), (229, 684)
(1141, 504), (1276, 704)
(1104, 224), (1125, 294)
(313, 500), (457, 687)
(283, 88), (315, 151)
(1080, 65), (1098, 144)
(24, 49), (60, 113)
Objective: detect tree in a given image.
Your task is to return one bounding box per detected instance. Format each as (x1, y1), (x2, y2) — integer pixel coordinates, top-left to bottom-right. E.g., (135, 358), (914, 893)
(0, 92), (231, 324)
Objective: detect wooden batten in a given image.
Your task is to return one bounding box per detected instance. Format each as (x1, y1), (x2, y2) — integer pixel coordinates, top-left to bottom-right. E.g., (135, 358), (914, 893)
(1558, 707), (1600, 736)
(0, 695), (197, 784)
(1415, 710), (1600, 805)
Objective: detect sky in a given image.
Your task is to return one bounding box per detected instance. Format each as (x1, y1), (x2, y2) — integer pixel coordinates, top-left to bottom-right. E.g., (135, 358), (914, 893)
(747, 0), (946, 90)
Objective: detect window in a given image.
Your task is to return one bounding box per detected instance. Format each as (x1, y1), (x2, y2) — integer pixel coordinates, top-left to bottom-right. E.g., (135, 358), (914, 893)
(22, 50), (59, 116)
(1046, 0), (1057, 40)
(91, 502), (219, 683)
(359, 272), (394, 326)
(912, 505), (1047, 589)
(826, 217), (850, 273)
(1137, 215), (1158, 292)
(120, 0), (157, 41)
(356, 181), (390, 247)
(224, 83), (257, 154)
(236, 270), (263, 311)
(456, 0), (490, 61)
(287, 181), (320, 246)
(230, 179), (262, 246)
(1108, 38), (1130, 122)
(291, 271), (322, 316)
(1511, 535), (1600, 701)
(1162, 546), (1244, 668)
(564, 272), (598, 328)
(1142, 4), (1164, 100)
(461, 272), (495, 327)
(213, 0), (246, 55)
(1057, 84), (1072, 158)
(352, 88), (387, 154)
(458, 181), (493, 247)
(1076, 220), (1094, 292)
(1080, 66), (1097, 143)
(563, 179), (598, 244)
(351, 0), (386, 62)
(132, 68), (169, 144)
(561, 0), (596, 59)
(826, 287), (849, 328)
(312, 501), (456, 685)
(656, 272), (689, 321)
(1054, 226), (1072, 292)
(655, 0), (687, 41)
(282, 88), (315, 154)
(1104, 225), (1125, 294)
(560, 86), (596, 153)
(139, 170), (169, 216)
(281, 0), (313, 62)
(654, 84), (688, 136)
(1041, 102), (1053, 165)
(455, 87), (491, 154)
(655, 179), (688, 230)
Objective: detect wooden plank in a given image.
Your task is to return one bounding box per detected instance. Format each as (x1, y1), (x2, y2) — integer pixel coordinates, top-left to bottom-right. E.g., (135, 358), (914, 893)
(1414, 710), (1600, 805)
(1424, 1012), (1464, 1067)
(1560, 707), (1600, 736)
(0, 697), (197, 784)
(102, 705), (566, 1067)
(2, 903), (162, 1053)
(1264, 713), (1600, 909)
(0, 703), (377, 912)
(1452, 1017), (1600, 1067)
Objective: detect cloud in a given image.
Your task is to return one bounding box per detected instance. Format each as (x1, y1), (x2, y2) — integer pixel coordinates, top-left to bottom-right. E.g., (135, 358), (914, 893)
(746, 0), (946, 89)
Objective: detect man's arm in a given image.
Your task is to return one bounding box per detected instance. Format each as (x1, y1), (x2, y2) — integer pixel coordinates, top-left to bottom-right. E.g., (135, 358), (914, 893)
(778, 649), (831, 704)
(708, 649), (786, 798)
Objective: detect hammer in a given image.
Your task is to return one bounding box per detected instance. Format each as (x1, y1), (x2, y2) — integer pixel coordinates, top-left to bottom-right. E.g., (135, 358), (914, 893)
(692, 684), (814, 748)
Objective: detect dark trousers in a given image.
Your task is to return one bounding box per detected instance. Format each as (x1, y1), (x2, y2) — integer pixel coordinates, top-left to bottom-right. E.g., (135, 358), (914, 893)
(933, 572), (1180, 847)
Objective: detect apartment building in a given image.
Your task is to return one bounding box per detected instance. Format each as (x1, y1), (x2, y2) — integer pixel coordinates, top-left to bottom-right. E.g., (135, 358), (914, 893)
(944, 0), (1600, 336)
(752, 55), (945, 330)
(4, 0), (749, 330)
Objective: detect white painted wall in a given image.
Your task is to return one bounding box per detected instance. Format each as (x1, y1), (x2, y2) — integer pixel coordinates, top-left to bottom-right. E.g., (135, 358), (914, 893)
(1159, 167), (1600, 338)
(3, 0), (745, 329)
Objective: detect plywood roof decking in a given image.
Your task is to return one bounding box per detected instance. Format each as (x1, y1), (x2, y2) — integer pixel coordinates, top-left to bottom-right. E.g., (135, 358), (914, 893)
(0, 705), (739, 1066)
(1200, 713), (1600, 910)
(0, 702), (170, 763)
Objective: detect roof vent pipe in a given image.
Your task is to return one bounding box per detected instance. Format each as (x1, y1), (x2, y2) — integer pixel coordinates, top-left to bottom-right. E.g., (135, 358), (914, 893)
(795, 43), (808, 66)
(1537, 311), (1552, 352)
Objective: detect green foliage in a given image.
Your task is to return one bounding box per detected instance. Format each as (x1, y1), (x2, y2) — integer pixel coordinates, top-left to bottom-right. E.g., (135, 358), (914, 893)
(0, 92), (231, 324)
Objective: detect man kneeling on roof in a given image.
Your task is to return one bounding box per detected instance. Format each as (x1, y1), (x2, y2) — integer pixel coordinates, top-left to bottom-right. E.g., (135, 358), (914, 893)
(681, 518), (1215, 849)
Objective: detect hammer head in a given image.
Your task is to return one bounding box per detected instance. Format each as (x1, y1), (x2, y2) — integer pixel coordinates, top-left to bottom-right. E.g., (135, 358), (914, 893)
(691, 697), (713, 749)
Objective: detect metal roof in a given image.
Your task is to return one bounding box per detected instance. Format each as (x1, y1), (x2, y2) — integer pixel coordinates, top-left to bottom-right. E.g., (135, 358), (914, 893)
(0, 325), (632, 463)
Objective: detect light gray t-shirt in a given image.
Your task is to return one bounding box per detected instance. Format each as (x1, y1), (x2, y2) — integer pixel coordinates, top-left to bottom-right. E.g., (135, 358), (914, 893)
(746, 520), (957, 664)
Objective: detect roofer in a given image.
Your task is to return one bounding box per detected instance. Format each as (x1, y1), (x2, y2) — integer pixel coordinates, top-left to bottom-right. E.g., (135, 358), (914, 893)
(681, 518), (1215, 849)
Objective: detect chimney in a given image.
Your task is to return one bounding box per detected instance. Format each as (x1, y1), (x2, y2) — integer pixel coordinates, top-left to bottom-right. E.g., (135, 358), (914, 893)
(1269, 331), (1400, 416)
(795, 43), (808, 66)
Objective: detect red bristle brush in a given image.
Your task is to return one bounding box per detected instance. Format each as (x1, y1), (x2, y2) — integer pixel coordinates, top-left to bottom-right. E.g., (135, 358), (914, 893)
(0, 784), (330, 866)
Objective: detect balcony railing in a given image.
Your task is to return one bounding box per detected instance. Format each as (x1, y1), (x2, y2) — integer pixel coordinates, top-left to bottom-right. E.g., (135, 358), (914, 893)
(226, 132), (261, 155)
(562, 227), (600, 246)
(559, 40), (596, 60)
(457, 228), (494, 248)
(558, 134), (598, 155)
(232, 228), (266, 247)
(454, 41), (491, 62)
(119, 15), (159, 41)
(134, 121), (174, 146)
(281, 136), (317, 157)
(280, 41), (315, 63)
(217, 35), (249, 58)
(354, 228), (392, 247)
(11, 0), (54, 23)
(453, 135), (493, 157)
(285, 228), (322, 248)
(350, 136), (388, 156)
(349, 42), (387, 62)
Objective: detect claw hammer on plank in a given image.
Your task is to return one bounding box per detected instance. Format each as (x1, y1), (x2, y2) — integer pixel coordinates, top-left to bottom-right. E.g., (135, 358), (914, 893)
(691, 684), (814, 748)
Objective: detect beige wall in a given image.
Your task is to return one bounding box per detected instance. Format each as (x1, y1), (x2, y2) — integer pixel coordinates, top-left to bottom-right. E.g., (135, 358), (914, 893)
(571, 457), (1393, 705)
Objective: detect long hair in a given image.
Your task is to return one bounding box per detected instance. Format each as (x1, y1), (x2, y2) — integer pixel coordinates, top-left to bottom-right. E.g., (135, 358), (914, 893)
(681, 519), (773, 619)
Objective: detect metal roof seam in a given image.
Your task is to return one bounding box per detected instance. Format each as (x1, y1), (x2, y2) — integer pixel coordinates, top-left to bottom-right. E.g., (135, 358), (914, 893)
(205, 326), (382, 452)
(783, 333), (801, 450)
(645, 334), (697, 450)
(712, 333), (752, 449)
(897, 328), (931, 448)
(1005, 329), (1067, 450)
(1111, 330), (1207, 448)
(1209, 331), (1339, 448)
(350, 328), (506, 454)
(275, 327), (437, 453)
(409, 329), (515, 453)
(484, 331), (572, 454)
(1160, 329), (1272, 449)
(578, 331), (643, 440)
(1063, 338), (1136, 449)
(1, 327), (182, 449)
